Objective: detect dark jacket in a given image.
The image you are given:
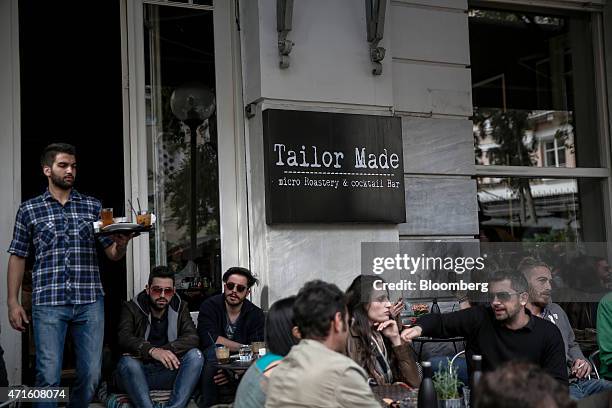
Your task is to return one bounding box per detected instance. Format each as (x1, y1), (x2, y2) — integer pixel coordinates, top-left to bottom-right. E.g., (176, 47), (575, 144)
(347, 325), (421, 388)
(198, 293), (265, 349)
(417, 305), (568, 386)
(117, 290), (199, 360)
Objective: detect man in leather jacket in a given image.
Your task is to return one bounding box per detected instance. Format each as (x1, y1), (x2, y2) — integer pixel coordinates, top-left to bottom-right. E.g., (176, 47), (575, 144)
(115, 266), (203, 408)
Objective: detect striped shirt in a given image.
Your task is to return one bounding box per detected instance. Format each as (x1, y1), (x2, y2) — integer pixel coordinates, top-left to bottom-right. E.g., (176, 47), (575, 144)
(8, 189), (113, 306)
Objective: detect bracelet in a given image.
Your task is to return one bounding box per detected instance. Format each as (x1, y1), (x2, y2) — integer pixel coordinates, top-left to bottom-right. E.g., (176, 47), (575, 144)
(149, 347), (157, 356)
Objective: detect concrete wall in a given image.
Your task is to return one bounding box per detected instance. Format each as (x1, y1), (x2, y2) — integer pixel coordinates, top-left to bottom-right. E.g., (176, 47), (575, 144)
(239, 0), (612, 305)
(390, 0), (478, 238)
(241, 0), (400, 306)
(0, 0), (22, 385)
(240, 0), (478, 305)
(242, 0), (393, 109)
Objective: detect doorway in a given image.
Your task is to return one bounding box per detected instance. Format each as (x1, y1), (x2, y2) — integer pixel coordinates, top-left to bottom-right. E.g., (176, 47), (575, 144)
(124, 0), (249, 305)
(18, 0), (126, 384)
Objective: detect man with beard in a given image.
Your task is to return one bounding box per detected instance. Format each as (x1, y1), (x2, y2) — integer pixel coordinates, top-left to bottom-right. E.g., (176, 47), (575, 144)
(401, 270), (568, 385)
(7, 143), (133, 407)
(520, 257), (612, 399)
(197, 267), (264, 407)
(115, 266), (203, 408)
(265, 280), (380, 408)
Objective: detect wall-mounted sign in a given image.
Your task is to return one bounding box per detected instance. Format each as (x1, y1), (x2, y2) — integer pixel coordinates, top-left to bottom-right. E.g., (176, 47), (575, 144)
(263, 109), (406, 224)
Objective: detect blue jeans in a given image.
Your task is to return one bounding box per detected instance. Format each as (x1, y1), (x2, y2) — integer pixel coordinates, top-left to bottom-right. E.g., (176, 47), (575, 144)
(116, 348), (203, 408)
(32, 297), (104, 408)
(569, 378), (612, 400)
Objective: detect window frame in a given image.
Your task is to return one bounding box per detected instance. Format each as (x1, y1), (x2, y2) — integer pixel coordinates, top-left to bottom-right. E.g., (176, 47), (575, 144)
(542, 138), (566, 168)
(471, 4), (612, 249)
(121, 0), (249, 297)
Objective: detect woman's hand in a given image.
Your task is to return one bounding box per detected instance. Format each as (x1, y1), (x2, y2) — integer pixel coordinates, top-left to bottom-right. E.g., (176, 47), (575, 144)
(389, 298), (405, 319)
(375, 319), (402, 346)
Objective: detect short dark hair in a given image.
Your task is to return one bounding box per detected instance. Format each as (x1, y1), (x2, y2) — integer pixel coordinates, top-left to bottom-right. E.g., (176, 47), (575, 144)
(265, 296), (299, 356)
(476, 361), (576, 408)
(222, 267), (257, 288)
(40, 143), (76, 167)
(148, 265), (175, 287)
(517, 257), (550, 277)
(293, 280), (347, 340)
(489, 269), (528, 294)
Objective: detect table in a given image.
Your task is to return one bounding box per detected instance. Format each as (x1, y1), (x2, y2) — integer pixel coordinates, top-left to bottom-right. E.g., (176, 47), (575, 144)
(371, 384), (416, 407)
(215, 359), (254, 380)
(411, 336), (466, 360)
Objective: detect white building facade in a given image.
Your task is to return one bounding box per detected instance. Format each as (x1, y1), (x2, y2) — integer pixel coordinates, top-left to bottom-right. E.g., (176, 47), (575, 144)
(1, 0), (611, 384)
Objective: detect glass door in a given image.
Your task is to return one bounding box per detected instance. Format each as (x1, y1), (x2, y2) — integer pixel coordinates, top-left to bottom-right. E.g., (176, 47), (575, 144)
(123, 0), (248, 309)
(146, 3), (220, 310)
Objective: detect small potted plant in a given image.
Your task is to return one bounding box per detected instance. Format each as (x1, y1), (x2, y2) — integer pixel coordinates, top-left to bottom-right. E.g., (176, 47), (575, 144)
(432, 360), (463, 408)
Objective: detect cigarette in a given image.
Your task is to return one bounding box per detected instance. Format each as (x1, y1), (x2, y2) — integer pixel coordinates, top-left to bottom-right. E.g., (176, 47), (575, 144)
(574, 362), (585, 372)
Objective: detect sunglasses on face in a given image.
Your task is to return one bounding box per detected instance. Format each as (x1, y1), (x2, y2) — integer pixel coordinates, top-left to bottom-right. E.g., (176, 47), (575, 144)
(226, 282), (247, 293)
(487, 291), (521, 302)
(150, 286), (175, 297)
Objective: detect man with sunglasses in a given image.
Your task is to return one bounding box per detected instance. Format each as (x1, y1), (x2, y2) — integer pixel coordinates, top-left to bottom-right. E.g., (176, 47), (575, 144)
(401, 270), (568, 385)
(197, 267), (265, 407)
(520, 257), (612, 399)
(115, 265), (203, 408)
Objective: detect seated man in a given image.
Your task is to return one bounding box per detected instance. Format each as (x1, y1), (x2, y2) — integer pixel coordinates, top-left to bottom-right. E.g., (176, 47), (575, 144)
(115, 266), (203, 408)
(265, 280), (381, 408)
(520, 257), (612, 399)
(402, 270), (568, 385)
(198, 267), (265, 407)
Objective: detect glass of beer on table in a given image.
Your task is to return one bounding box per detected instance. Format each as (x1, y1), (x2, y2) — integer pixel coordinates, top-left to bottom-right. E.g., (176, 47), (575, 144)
(215, 344), (230, 364)
(251, 341), (266, 356)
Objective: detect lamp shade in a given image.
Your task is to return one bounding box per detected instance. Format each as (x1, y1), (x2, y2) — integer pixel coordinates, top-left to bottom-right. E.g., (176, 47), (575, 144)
(170, 83), (215, 122)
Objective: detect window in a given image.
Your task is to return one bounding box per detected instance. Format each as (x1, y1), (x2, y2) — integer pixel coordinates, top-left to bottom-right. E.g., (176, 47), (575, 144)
(143, 3), (221, 310)
(543, 139), (566, 168)
(478, 177), (604, 242)
(470, 7), (599, 169)
(470, 5), (608, 243)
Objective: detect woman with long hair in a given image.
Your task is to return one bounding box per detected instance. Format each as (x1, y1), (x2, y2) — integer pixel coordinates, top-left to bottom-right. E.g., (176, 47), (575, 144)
(345, 275), (421, 388)
(234, 296), (300, 408)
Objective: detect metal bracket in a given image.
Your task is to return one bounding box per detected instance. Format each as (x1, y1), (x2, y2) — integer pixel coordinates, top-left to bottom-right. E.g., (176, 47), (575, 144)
(365, 0), (387, 75)
(277, 0), (294, 69)
(245, 102), (257, 119)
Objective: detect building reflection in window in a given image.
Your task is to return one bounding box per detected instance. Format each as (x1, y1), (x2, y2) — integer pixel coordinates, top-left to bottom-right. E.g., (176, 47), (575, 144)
(144, 4), (221, 311)
(477, 177), (605, 242)
(470, 7), (599, 169)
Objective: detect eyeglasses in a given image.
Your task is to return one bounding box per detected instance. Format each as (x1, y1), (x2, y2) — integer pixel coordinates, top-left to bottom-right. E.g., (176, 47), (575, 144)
(487, 291), (521, 302)
(226, 282), (247, 293)
(150, 286), (175, 297)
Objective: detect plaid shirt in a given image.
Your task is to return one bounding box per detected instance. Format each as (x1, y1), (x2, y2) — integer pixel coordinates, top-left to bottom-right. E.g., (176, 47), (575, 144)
(8, 189), (114, 306)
